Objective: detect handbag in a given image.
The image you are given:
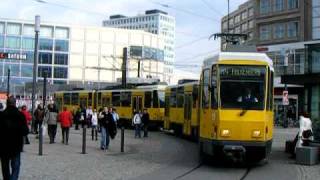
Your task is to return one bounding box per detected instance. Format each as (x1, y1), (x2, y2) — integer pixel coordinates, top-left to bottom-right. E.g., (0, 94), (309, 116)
(302, 129), (313, 139)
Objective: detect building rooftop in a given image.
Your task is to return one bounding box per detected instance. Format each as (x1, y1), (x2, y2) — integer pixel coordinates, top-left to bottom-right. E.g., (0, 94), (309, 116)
(108, 9), (168, 20)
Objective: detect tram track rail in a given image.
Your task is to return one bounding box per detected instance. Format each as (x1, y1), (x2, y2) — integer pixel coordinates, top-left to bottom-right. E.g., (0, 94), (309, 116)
(173, 163), (203, 180)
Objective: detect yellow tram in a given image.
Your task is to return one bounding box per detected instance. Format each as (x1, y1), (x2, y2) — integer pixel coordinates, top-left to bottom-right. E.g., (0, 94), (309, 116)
(164, 82), (199, 138)
(198, 52), (274, 162)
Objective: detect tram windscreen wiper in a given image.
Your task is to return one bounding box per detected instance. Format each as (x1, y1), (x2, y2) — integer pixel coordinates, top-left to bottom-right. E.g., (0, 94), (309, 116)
(239, 103), (251, 116)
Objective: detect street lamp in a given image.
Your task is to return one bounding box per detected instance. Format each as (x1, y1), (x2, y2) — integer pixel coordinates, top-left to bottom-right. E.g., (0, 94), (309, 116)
(31, 15), (40, 133)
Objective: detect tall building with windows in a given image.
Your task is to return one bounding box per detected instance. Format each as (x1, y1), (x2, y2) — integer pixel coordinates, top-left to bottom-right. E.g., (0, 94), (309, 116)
(0, 18), (165, 91)
(102, 9), (175, 84)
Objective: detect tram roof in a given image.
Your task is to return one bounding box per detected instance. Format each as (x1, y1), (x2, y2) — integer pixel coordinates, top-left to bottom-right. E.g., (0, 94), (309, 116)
(202, 52), (273, 70)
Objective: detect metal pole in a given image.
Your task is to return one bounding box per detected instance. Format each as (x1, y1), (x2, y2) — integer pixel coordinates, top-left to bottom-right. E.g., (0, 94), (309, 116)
(82, 126), (87, 154)
(6, 68), (10, 97)
(121, 126), (124, 152)
(122, 48), (127, 89)
(39, 72), (47, 156)
(137, 59), (141, 78)
(32, 15), (40, 134)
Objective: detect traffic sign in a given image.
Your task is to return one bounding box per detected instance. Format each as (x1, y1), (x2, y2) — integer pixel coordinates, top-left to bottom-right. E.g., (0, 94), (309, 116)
(282, 90), (289, 105)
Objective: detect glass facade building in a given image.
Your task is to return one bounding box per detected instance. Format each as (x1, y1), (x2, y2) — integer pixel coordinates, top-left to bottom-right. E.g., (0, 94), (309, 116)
(0, 20), (69, 87)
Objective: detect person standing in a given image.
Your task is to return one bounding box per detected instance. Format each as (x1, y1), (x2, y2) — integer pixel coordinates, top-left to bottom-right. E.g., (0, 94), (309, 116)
(86, 106), (93, 128)
(112, 108), (119, 127)
(141, 109), (150, 138)
(91, 109), (98, 141)
(80, 105), (86, 128)
(34, 104), (44, 134)
(20, 105), (32, 144)
(74, 107), (81, 130)
(0, 96), (29, 180)
(100, 107), (109, 150)
(58, 107), (73, 145)
(45, 104), (58, 144)
(132, 110), (142, 138)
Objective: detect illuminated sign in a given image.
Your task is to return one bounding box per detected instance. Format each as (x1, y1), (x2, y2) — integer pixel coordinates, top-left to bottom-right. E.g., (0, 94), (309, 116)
(0, 52), (27, 60)
(220, 66), (265, 80)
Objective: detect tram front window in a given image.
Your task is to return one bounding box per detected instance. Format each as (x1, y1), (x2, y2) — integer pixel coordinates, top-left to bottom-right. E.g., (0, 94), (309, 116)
(219, 65), (266, 110)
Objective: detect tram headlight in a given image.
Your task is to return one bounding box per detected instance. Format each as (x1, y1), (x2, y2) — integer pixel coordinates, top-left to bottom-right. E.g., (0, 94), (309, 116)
(252, 130), (261, 138)
(221, 129), (231, 137)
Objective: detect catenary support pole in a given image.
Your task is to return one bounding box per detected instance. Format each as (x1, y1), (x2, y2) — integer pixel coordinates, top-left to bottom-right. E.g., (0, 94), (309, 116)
(82, 126), (87, 154)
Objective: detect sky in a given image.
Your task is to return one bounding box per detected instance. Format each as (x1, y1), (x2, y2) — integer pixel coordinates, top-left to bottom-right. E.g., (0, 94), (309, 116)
(0, 0), (247, 75)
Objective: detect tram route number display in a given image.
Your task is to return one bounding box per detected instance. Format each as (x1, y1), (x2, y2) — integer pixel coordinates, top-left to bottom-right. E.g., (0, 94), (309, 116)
(220, 66), (264, 78)
(0, 52), (27, 60)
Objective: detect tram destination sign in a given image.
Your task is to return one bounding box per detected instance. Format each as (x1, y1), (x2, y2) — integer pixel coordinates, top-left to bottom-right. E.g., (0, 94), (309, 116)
(0, 52), (27, 60)
(220, 66), (265, 79)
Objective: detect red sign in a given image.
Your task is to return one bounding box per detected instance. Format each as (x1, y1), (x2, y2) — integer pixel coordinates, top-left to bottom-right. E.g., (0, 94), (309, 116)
(0, 52), (27, 60)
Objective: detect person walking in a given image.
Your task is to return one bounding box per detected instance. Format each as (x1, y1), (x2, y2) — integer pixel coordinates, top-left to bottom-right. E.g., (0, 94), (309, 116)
(112, 108), (119, 127)
(86, 106), (93, 128)
(132, 110), (142, 138)
(34, 104), (45, 134)
(74, 107), (81, 130)
(20, 105), (32, 144)
(0, 96), (29, 180)
(141, 109), (150, 137)
(91, 109), (98, 141)
(58, 107), (73, 145)
(45, 104), (58, 144)
(100, 107), (115, 151)
(80, 105), (87, 128)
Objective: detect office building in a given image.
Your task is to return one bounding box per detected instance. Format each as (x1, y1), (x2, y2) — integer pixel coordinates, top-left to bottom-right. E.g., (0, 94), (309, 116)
(103, 9), (175, 83)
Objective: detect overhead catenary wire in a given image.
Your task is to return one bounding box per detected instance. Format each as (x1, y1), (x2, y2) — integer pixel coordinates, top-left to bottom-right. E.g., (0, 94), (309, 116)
(200, 0), (225, 16)
(175, 35), (212, 49)
(149, 1), (221, 22)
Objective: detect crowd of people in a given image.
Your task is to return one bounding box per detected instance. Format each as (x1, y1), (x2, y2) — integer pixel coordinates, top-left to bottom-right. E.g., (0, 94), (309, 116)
(0, 97), (151, 180)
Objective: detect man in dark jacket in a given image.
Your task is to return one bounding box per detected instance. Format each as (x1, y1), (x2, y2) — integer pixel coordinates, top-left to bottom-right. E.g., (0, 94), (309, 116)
(34, 104), (44, 134)
(141, 109), (150, 137)
(0, 96), (29, 180)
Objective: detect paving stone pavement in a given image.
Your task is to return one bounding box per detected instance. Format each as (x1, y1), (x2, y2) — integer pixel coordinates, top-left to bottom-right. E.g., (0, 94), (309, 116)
(0, 127), (197, 180)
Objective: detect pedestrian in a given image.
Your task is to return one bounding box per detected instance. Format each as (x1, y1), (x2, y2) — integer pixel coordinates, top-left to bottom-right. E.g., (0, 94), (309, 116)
(45, 104), (58, 144)
(132, 110), (142, 138)
(20, 105), (32, 144)
(58, 107), (73, 145)
(141, 109), (150, 137)
(100, 107), (116, 151)
(97, 108), (104, 132)
(91, 109), (98, 141)
(74, 107), (81, 130)
(34, 104), (44, 134)
(112, 108), (119, 127)
(0, 96), (29, 180)
(80, 105), (86, 128)
(86, 106), (93, 128)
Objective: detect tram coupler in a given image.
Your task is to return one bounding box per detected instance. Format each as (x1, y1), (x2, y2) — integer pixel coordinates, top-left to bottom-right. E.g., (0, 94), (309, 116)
(223, 145), (246, 163)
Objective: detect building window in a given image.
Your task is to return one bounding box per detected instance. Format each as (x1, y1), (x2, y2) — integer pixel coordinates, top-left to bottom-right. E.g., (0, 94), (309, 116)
(248, 32), (254, 40)
(287, 21), (298, 38)
(235, 26), (241, 33)
(241, 23), (248, 32)
(7, 23), (21, 36)
(241, 11), (247, 20)
(248, 20), (254, 29)
(55, 40), (68, 52)
(54, 53), (68, 65)
(275, 0), (285, 12)
(229, 18), (234, 26)
(21, 51), (34, 63)
(273, 23), (285, 39)
(21, 64), (33, 77)
(38, 66), (52, 78)
(22, 37), (35, 50)
(5, 64), (20, 77)
(260, 25), (271, 40)
(40, 26), (53, 38)
(260, 0), (271, 14)
(248, 8), (254, 17)
(54, 67), (68, 79)
(0, 35), (4, 48)
(235, 15), (240, 24)
(39, 52), (52, 64)
(5, 36), (21, 49)
(0, 22), (4, 34)
(23, 25), (34, 36)
(39, 39), (53, 50)
(288, 0), (299, 9)
(55, 27), (69, 39)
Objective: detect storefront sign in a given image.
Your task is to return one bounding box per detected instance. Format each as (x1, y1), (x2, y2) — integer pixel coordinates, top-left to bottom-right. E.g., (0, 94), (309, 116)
(0, 52), (27, 60)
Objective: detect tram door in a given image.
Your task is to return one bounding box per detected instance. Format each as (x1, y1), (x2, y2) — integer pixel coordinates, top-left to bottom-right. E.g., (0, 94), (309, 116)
(183, 94), (192, 135)
(132, 96), (143, 113)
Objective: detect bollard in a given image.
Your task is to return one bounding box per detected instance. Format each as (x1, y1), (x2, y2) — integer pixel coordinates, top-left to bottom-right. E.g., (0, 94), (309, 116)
(82, 126), (87, 154)
(39, 123), (43, 156)
(121, 127), (124, 152)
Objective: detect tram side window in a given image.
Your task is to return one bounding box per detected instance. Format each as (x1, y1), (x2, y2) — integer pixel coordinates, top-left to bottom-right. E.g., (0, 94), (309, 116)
(102, 97), (111, 107)
(193, 86), (198, 108)
(177, 87), (184, 108)
(88, 93), (93, 107)
(63, 93), (71, 105)
(211, 66), (218, 108)
(71, 93), (79, 105)
(202, 69), (210, 109)
(121, 92), (131, 107)
(158, 91), (165, 108)
(170, 88), (177, 107)
(97, 92), (102, 107)
(153, 90), (159, 108)
(112, 92), (121, 106)
(267, 70), (274, 110)
(144, 91), (152, 108)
